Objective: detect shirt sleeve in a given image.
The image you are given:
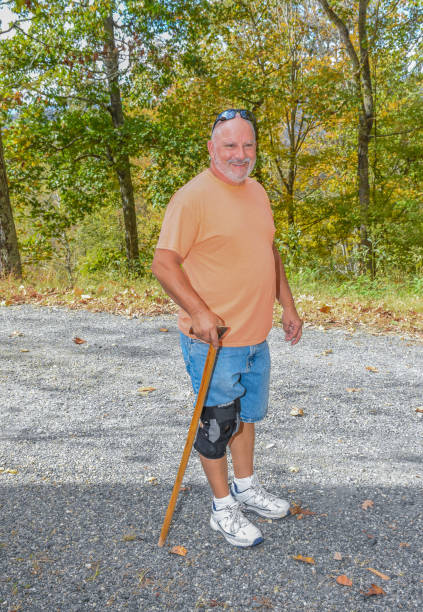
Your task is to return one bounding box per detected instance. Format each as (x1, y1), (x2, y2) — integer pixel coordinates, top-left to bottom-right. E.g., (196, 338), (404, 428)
(156, 190), (200, 260)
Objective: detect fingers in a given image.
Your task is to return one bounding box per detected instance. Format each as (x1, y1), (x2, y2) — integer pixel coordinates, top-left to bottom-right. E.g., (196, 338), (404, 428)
(283, 318), (303, 346)
(190, 311), (225, 348)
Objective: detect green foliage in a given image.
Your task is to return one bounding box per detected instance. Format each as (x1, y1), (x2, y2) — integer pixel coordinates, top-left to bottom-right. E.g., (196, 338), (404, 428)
(1, 0), (422, 282)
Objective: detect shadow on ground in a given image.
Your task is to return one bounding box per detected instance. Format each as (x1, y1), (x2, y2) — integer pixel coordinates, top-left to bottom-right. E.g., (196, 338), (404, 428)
(1, 480), (421, 611)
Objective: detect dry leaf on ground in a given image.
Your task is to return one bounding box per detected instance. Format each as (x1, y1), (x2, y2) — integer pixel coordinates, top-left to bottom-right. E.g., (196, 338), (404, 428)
(367, 568), (390, 581)
(333, 552), (343, 561)
(290, 407), (304, 416)
(361, 584), (386, 597)
(336, 575), (352, 586)
(122, 533), (137, 542)
(159, 328), (168, 332)
(138, 386), (156, 396)
(293, 554), (315, 564)
(0, 468), (18, 475)
(346, 387), (362, 393)
(73, 336), (86, 344)
(366, 365), (379, 373)
(361, 499), (374, 510)
(415, 408), (423, 413)
(319, 305), (331, 313)
(9, 330), (24, 337)
(171, 545), (187, 557)
(145, 476), (158, 485)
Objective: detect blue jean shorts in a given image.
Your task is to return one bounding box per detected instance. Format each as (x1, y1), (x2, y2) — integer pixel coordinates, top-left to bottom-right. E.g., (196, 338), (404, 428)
(180, 333), (270, 423)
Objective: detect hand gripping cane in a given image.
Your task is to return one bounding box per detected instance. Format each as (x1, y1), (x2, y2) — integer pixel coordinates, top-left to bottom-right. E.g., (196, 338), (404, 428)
(158, 326), (229, 547)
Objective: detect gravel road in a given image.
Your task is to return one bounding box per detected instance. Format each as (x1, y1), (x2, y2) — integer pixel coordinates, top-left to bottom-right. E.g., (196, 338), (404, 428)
(1, 305), (422, 611)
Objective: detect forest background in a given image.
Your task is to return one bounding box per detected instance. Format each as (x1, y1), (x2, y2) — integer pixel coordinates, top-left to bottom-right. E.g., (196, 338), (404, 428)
(1, 0), (422, 337)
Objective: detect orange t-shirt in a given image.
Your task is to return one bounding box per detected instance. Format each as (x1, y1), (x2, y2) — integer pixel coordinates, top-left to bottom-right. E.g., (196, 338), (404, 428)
(156, 169), (276, 346)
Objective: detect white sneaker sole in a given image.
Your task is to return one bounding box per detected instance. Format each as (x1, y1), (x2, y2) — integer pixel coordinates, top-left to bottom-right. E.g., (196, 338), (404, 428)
(210, 515), (264, 548)
(240, 504), (291, 519)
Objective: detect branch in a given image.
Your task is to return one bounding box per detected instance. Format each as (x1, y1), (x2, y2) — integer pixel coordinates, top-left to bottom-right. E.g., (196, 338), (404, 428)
(73, 153), (112, 164)
(370, 126), (423, 138)
(317, 0), (361, 79)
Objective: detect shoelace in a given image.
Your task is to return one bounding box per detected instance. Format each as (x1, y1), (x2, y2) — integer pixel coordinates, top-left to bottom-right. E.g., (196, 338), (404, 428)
(222, 503), (249, 531)
(248, 478), (280, 508)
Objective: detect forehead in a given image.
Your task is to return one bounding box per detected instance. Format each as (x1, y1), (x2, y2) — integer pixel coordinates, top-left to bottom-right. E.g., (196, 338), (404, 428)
(213, 116), (255, 142)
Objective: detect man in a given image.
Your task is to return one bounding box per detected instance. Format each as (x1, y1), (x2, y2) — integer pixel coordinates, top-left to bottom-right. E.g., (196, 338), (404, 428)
(152, 109), (302, 548)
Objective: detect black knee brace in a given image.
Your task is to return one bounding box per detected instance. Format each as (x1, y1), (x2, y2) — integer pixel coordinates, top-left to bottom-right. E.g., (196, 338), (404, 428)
(194, 398), (241, 459)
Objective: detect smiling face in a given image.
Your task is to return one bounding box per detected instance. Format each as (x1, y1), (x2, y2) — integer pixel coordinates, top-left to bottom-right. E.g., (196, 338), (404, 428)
(207, 115), (256, 185)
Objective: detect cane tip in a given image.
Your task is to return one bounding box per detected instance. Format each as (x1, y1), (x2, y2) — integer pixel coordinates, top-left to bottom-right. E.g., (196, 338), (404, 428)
(158, 537), (165, 547)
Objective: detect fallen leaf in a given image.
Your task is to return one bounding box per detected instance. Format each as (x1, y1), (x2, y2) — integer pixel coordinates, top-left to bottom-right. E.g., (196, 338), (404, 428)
(138, 386), (156, 396)
(9, 330), (24, 337)
(159, 328), (168, 332)
(251, 596), (273, 609)
(293, 554), (315, 565)
(366, 568), (390, 581)
(319, 305), (331, 313)
(290, 503), (302, 515)
(336, 575), (352, 586)
(399, 542), (410, 548)
(346, 387), (362, 393)
(333, 552), (343, 561)
(288, 466), (300, 473)
(361, 583), (386, 597)
(0, 468), (18, 475)
(20, 349), (29, 353)
(415, 408), (423, 413)
(123, 534), (137, 542)
(145, 476), (158, 485)
(171, 545), (187, 557)
(290, 407), (304, 417)
(361, 499), (374, 510)
(265, 443), (276, 449)
(366, 366), (379, 373)
(73, 337), (86, 344)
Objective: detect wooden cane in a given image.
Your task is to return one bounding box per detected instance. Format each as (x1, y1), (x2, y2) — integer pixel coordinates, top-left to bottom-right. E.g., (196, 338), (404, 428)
(157, 326), (229, 547)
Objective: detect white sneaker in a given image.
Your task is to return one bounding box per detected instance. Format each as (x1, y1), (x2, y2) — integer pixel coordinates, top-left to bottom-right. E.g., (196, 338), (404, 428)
(210, 500), (264, 547)
(230, 475), (290, 519)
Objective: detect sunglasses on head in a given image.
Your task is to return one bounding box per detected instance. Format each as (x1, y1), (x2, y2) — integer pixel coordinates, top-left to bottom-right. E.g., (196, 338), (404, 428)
(212, 109), (257, 135)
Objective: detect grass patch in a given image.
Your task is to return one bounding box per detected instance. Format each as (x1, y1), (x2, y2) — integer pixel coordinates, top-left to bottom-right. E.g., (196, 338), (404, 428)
(1, 267), (422, 340)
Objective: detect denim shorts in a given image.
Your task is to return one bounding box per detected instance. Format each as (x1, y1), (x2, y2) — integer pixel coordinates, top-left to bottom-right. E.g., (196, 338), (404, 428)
(180, 332), (270, 423)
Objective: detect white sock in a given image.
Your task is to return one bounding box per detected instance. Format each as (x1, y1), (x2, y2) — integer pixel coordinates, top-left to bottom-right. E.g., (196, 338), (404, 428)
(213, 493), (235, 510)
(234, 474), (254, 492)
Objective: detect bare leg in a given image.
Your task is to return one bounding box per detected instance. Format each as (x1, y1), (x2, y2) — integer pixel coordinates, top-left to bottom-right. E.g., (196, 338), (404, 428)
(229, 422), (255, 478)
(199, 422), (255, 497)
(199, 454), (230, 498)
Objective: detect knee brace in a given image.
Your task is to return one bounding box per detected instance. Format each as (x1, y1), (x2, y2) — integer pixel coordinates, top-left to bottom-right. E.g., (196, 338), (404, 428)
(194, 398), (241, 459)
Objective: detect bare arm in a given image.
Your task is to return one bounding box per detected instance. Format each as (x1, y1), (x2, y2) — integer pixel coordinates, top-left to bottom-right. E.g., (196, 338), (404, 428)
(151, 248), (224, 348)
(272, 243), (303, 345)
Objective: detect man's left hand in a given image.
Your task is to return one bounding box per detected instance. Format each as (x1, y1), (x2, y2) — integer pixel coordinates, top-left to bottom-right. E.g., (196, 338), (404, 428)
(282, 306), (303, 346)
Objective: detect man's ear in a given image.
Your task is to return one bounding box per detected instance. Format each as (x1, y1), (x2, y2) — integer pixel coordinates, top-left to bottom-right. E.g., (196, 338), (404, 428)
(207, 139), (214, 158)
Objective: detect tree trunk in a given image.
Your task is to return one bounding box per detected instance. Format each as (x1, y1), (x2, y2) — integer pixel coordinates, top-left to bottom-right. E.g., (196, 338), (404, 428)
(103, 14), (140, 272)
(0, 125), (22, 278)
(358, 113), (373, 274)
(318, 0), (374, 275)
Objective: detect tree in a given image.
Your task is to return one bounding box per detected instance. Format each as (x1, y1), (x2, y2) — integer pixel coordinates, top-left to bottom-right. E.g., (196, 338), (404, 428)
(0, 0), (207, 274)
(0, 123), (22, 277)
